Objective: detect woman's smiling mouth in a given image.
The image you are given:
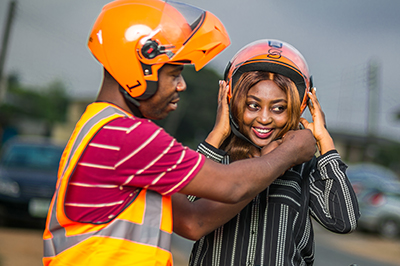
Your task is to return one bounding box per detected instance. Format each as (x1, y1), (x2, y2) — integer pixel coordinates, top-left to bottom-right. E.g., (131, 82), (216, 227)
(252, 127), (273, 139)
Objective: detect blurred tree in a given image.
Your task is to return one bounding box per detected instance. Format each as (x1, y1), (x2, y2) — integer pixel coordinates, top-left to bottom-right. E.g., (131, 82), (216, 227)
(0, 73), (70, 137)
(374, 143), (400, 176)
(156, 65), (222, 149)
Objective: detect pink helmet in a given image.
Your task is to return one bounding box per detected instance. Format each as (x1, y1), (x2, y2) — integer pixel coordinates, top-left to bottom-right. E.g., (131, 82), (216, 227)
(224, 39), (312, 113)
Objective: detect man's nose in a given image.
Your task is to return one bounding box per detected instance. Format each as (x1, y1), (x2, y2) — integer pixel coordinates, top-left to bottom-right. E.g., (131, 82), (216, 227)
(177, 76), (186, 92)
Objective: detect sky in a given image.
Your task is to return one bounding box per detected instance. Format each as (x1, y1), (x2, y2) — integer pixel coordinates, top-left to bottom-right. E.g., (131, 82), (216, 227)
(0, 0), (400, 142)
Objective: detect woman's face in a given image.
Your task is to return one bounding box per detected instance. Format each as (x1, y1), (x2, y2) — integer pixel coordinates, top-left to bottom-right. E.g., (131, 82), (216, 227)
(242, 80), (289, 148)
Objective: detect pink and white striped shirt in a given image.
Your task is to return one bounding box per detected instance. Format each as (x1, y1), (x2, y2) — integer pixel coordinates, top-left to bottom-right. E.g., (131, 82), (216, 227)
(64, 115), (205, 223)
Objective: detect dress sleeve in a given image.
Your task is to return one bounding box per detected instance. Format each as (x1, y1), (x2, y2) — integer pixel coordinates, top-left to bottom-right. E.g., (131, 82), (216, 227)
(196, 141), (227, 163)
(308, 150), (360, 233)
(187, 141), (229, 202)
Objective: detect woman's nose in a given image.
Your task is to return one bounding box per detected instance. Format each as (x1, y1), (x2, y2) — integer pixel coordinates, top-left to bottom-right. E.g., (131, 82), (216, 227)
(257, 109), (272, 124)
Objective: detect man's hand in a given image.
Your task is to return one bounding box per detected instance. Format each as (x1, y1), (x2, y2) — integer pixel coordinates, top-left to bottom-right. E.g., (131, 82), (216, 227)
(260, 139), (282, 156)
(281, 129), (316, 165)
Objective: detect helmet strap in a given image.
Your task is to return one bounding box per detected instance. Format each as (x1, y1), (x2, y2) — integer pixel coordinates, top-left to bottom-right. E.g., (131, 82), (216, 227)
(229, 111), (262, 150)
(119, 87), (144, 118)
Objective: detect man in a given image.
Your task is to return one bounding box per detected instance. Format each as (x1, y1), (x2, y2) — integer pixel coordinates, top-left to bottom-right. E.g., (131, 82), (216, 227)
(43, 1), (316, 265)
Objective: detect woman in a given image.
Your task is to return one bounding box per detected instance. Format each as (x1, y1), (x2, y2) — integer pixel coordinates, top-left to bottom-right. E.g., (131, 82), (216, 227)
(179, 39), (360, 266)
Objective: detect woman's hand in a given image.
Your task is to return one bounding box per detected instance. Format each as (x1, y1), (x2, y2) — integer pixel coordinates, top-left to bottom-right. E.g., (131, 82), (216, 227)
(299, 87), (335, 155)
(205, 80), (231, 148)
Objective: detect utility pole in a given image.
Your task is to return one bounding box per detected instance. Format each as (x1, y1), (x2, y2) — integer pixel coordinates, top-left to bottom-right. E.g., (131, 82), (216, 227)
(366, 59), (380, 138)
(363, 59), (380, 161)
(0, 0), (17, 103)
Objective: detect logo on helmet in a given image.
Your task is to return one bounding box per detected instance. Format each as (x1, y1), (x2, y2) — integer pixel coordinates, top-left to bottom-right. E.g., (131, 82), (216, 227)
(267, 40), (283, 59)
(126, 80), (142, 92)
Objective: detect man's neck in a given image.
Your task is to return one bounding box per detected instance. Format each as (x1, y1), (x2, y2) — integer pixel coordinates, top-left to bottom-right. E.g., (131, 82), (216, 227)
(96, 78), (133, 114)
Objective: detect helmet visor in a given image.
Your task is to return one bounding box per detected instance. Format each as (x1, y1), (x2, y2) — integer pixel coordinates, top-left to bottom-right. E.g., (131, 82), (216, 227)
(138, 0), (206, 64)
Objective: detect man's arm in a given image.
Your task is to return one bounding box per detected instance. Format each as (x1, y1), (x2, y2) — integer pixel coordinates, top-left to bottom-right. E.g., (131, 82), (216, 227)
(179, 129), (316, 204)
(172, 193), (253, 240)
(173, 129), (315, 240)
(173, 137), (284, 240)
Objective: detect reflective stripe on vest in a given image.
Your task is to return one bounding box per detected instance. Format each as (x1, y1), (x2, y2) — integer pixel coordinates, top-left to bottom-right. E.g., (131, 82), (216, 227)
(43, 103), (172, 263)
(43, 190), (171, 257)
(59, 104), (126, 179)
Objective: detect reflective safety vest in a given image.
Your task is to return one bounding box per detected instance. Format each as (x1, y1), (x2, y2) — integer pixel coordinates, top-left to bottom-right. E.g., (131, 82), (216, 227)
(43, 102), (173, 266)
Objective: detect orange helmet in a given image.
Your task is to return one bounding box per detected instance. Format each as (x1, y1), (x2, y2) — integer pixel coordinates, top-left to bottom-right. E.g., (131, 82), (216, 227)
(88, 0), (230, 100)
(224, 39), (312, 113)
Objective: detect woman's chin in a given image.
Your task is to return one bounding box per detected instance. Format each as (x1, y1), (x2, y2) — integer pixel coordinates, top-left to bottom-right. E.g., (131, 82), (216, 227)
(251, 138), (272, 149)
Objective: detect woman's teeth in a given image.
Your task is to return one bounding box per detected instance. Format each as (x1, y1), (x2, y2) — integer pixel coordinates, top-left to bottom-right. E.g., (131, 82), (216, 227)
(254, 128), (271, 134)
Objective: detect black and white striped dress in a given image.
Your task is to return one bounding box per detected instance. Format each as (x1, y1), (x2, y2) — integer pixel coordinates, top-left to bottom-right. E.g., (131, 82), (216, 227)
(189, 141), (360, 266)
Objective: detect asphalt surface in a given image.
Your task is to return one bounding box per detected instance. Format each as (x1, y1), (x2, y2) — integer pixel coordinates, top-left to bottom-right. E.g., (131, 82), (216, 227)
(0, 221), (399, 266)
(171, 222), (400, 266)
(313, 223), (400, 266)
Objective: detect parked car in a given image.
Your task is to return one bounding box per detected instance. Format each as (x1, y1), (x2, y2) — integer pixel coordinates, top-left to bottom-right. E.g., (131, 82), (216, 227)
(0, 136), (64, 226)
(347, 163), (400, 238)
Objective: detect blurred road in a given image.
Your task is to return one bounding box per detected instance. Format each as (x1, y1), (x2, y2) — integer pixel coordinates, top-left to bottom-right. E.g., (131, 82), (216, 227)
(0, 221), (399, 266)
(171, 222), (400, 266)
(313, 223), (400, 266)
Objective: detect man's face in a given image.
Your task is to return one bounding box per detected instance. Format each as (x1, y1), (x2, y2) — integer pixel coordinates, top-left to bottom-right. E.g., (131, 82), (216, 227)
(139, 64), (186, 120)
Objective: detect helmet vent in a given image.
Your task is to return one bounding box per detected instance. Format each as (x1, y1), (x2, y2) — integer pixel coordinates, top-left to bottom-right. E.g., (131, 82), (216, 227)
(141, 40), (160, 59)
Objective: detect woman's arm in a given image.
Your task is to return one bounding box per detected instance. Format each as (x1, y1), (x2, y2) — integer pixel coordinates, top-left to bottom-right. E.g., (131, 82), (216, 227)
(301, 87), (359, 232)
(308, 151), (360, 233)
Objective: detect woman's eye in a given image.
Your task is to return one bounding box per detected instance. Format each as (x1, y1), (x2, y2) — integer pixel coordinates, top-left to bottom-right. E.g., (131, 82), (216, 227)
(272, 106), (286, 113)
(248, 103), (258, 110)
